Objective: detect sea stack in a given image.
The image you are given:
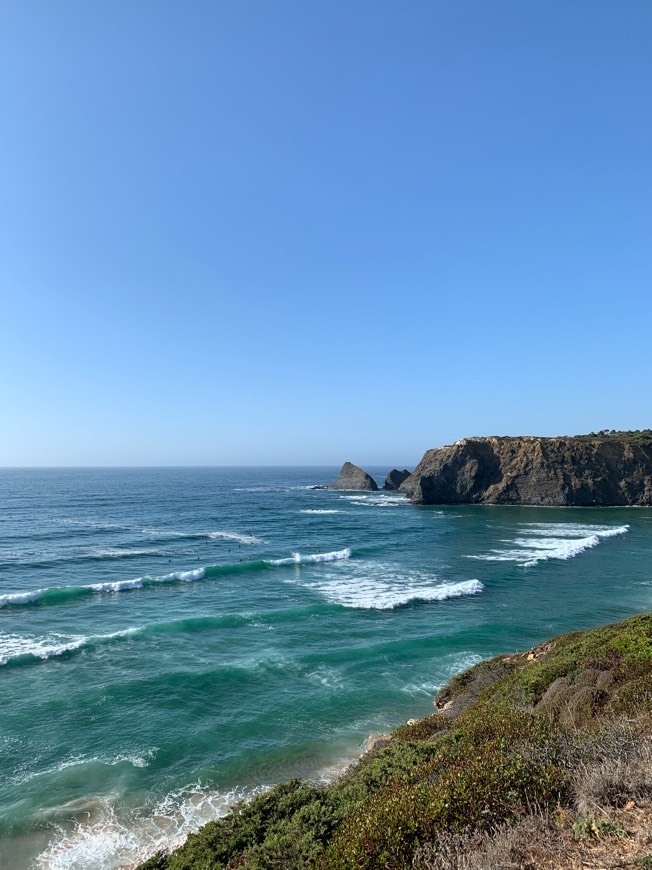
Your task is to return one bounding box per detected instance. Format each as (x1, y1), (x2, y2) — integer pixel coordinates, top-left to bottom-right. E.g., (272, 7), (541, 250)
(329, 462), (378, 491)
(383, 469), (411, 491)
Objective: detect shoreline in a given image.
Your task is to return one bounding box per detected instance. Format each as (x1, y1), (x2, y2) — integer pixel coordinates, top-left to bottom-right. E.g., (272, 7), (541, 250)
(134, 610), (652, 869)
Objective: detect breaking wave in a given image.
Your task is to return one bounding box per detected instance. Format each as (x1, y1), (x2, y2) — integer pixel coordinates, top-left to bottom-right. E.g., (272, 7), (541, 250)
(269, 548), (352, 566)
(340, 494), (408, 507)
(314, 577), (484, 610)
(0, 605), (344, 669)
(0, 549), (356, 611)
(0, 629), (139, 667)
(287, 558), (484, 610)
(466, 522), (629, 567)
(35, 783), (267, 870)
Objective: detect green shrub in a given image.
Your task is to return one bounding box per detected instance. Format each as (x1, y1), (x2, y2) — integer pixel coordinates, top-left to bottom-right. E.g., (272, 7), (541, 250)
(391, 714), (450, 742)
(572, 816), (628, 840)
(321, 743), (568, 869)
(138, 612), (652, 870)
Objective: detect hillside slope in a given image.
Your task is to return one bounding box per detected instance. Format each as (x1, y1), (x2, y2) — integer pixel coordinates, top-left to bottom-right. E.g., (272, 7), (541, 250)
(139, 611), (652, 869)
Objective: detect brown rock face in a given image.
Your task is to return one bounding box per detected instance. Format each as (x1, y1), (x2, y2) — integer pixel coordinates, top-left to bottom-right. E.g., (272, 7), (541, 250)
(328, 462), (378, 491)
(400, 435), (652, 506)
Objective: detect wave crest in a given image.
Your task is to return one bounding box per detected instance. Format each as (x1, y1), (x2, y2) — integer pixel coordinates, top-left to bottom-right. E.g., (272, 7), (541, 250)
(269, 548), (352, 566)
(0, 548), (355, 611)
(466, 522), (629, 566)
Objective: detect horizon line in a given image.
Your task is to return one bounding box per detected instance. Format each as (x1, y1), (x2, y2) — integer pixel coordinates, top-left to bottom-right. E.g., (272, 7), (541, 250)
(0, 463), (416, 470)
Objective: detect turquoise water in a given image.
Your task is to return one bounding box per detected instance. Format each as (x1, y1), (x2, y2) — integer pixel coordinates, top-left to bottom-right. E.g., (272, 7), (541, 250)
(0, 467), (650, 869)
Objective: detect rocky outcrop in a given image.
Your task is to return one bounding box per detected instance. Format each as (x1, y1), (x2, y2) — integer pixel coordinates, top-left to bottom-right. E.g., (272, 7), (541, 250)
(362, 733), (392, 753)
(383, 469), (411, 491)
(329, 462), (378, 491)
(400, 434), (652, 506)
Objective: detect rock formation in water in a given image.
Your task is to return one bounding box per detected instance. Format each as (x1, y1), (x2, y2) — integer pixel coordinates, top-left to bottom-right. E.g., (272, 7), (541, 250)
(400, 432), (652, 506)
(383, 469), (411, 490)
(329, 462), (378, 491)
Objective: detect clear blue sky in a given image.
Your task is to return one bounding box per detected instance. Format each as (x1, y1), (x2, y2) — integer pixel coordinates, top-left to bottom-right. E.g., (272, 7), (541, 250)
(1, 1), (650, 466)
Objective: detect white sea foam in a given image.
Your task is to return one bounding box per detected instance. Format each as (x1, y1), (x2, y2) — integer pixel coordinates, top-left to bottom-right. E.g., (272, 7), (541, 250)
(0, 565), (211, 611)
(401, 653), (483, 697)
(35, 783), (268, 870)
(88, 578), (145, 593)
(207, 531), (265, 544)
(306, 665), (345, 690)
(341, 494), (408, 507)
(141, 528), (264, 544)
(14, 749), (159, 788)
(0, 633), (88, 665)
(268, 548), (352, 566)
(289, 559), (483, 610)
(87, 548), (167, 559)
(0, 629), (139, 666)
(466, 522), (629, 567)
(88, 567), (205, 593)
(176, 567), (206, 582)
(522, 523), (630, 539)
(0, 589), (41, 608)
(300, 509), (340, 514)
(315, 577), (484, 610)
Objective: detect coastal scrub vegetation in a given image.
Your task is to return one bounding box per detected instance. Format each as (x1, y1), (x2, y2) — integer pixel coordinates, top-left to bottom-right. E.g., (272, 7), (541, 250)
(139, 613), (652, 869)
(580, 429), (652, 442)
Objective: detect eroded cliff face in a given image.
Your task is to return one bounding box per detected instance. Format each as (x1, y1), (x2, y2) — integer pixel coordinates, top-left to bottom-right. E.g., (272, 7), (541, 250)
(400, 435), (652, 506)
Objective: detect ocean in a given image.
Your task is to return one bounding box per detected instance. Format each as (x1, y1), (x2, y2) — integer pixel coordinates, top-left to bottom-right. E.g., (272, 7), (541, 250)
(0, 467), (650, 869)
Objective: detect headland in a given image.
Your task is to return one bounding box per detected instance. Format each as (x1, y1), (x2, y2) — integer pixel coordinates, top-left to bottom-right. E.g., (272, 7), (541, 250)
(401, 430), (652, 506)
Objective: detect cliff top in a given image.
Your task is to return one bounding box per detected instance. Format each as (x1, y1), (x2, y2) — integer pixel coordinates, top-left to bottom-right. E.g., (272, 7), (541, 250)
(451, 429), (652, 446)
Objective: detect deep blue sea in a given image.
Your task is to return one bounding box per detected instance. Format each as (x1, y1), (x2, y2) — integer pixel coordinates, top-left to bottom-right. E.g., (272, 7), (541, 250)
(0, 467), (650, 869)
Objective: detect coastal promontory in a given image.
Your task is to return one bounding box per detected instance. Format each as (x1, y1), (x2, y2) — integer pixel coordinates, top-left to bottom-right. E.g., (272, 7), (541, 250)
(328, 462), (378, 491)
(401, 431), (652, 506)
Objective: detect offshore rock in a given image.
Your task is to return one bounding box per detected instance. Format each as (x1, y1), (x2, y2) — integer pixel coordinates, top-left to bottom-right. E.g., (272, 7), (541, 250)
(329, 462), (378, 491)
(400, 433), (652, 506)
(383, 469), (411, 491)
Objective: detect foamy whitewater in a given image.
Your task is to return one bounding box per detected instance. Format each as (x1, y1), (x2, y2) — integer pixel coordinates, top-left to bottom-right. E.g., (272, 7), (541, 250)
(0, 467), (650, 869)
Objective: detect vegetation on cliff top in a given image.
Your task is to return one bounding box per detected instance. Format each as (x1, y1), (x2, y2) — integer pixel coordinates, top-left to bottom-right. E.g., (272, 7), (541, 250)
(463, 429), (652, 443)
(140, 612), (652, 869)
(576, 429), (652, 442)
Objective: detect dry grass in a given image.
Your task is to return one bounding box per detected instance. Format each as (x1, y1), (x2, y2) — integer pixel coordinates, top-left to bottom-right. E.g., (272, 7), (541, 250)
(573, 726), (652, 816)
(413, 805), (652, 869)
(413, 722), (652, 870)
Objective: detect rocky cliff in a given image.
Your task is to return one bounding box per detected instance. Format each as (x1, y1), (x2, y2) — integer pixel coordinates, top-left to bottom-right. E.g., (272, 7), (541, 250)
(400, 433), (652, 506)
(328, 462), (378, 491)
